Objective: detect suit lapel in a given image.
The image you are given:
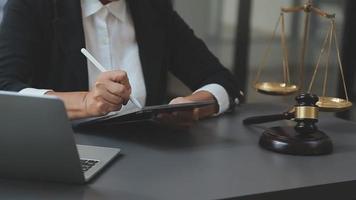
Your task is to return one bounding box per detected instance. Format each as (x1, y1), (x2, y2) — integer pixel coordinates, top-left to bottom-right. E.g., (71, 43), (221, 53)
(128, 0), (167, 105)
(52, 0), (88, 91)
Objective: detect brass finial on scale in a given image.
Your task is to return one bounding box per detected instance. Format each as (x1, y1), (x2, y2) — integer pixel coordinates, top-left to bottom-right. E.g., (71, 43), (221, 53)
(246, 0), (353, 155)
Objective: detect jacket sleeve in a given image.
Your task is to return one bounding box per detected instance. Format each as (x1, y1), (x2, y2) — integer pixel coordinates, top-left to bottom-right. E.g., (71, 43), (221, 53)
(0, 0), (44, 91)
(156, 0), (244, 106)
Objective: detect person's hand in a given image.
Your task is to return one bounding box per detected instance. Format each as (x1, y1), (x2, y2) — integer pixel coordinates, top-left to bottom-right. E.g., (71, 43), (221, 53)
(83, 70), (131, 117)
(156, 91), (219, 129)
(156, 97), (200, 129)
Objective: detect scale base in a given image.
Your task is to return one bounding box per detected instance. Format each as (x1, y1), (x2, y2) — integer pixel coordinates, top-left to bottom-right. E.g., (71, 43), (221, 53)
(259, 126), (333, 155)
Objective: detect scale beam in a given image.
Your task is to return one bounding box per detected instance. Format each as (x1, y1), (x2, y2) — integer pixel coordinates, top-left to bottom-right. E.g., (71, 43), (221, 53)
(281, 1), (335, 19)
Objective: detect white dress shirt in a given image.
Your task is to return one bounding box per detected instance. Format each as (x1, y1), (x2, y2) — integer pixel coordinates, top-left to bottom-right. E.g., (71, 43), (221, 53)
(20, 0), (232, 114)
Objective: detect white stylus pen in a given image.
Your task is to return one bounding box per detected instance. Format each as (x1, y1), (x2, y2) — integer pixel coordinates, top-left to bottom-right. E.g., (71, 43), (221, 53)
(81, 48), (143, 109)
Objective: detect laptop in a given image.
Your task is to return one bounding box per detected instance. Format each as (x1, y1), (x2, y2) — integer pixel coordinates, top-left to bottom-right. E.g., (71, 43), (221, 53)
(0, 91), (120, 183)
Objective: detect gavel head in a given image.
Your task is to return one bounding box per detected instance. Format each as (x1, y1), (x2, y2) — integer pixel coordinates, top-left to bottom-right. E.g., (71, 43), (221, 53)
(294, 93), (320, 134)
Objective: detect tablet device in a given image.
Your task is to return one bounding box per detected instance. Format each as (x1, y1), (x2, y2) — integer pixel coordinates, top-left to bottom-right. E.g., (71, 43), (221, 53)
(72, 101), (215, 128)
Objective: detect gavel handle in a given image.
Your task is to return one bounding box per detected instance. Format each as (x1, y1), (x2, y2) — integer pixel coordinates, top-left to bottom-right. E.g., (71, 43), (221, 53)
(243, 112), (293, 125)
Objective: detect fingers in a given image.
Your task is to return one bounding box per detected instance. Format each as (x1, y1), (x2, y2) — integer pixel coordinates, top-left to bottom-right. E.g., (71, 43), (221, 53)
(94, 84), (123, 104)
(91, 87), (124, 114)
(92, 96), (123, 115)
(156, 109), (199, 129)
(170, 96), (217, 119)
(85, 70), (133, 117)
(103, 70), (132, 93)
(84, 92), (123, 117)
(96, 70), (132, 103)
(169, 97), (194, 105)
(160, 97), (200, 129)
(172, 109), (199, 122)
(95, 81), (129, 104)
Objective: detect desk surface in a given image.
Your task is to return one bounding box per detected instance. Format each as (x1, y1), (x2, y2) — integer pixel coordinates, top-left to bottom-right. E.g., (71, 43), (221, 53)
(1, 103), (356, 200)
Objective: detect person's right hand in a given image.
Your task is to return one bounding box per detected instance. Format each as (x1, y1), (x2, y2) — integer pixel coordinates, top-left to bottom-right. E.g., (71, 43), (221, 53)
(83, 70), (132, 117)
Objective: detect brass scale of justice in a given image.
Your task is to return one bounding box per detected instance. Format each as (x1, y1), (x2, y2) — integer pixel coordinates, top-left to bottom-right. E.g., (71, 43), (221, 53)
(243, 0), (353, 155)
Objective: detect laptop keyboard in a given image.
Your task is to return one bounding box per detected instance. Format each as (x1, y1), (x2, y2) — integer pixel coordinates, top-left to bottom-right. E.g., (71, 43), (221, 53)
(80, 159), (99, 172)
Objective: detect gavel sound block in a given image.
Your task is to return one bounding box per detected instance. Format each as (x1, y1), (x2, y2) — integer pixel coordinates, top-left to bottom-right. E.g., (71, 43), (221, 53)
(244, 94), (333, 155)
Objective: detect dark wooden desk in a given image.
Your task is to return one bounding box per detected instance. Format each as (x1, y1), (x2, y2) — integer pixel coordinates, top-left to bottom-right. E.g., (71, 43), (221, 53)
(1, 103), (356, 200)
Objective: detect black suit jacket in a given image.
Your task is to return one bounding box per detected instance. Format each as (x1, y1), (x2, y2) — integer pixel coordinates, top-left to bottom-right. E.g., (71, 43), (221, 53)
(0, 0), (242, 106)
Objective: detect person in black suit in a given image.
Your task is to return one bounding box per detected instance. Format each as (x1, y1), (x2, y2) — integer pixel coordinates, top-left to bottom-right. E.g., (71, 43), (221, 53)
(0, 0), (242, 122)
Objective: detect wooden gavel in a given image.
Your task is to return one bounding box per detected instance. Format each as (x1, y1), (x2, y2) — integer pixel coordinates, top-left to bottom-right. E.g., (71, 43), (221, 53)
(243, 94), (320, 134)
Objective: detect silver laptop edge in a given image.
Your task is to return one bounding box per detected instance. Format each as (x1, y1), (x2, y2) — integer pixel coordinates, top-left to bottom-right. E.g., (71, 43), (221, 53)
(0, 91), (120, 183)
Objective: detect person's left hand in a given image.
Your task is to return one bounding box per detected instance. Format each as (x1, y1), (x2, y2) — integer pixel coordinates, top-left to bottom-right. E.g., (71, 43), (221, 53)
(156, 97), (200, 129)
(155, 91), (218, 129)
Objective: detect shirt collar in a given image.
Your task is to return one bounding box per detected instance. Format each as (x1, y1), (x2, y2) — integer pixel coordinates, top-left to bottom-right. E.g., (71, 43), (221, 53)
(81, 0), (127, 22)
(107, 0), (127, 22)
(81, 0), (102, 17)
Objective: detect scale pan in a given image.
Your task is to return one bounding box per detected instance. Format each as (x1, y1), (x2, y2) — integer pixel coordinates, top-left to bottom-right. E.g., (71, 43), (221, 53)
(317, 97), (353, 112)
(255, 82), (299, 95)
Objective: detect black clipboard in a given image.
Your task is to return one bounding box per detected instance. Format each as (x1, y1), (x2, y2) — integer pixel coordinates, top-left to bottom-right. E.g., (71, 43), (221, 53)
(71, 101), (215, 129)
